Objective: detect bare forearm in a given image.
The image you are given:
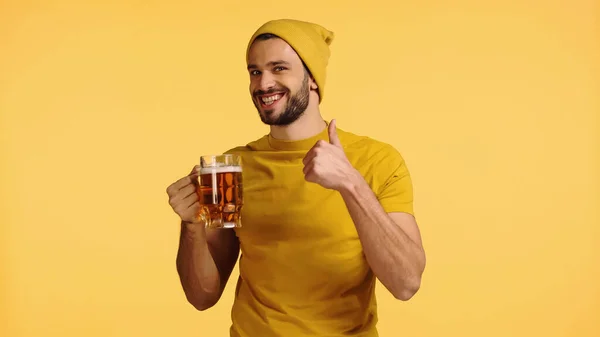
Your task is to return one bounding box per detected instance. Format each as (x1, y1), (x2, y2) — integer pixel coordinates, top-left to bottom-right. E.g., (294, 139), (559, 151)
(176, 222), (221, 310)
(339, 171), (426, 300)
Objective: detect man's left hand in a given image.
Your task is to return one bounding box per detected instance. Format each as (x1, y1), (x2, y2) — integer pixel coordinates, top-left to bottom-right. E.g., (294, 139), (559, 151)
(302, 119), (358, 191)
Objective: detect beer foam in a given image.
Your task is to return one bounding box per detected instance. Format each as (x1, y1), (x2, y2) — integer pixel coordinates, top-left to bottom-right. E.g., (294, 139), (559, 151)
(199, 165), (242, 174)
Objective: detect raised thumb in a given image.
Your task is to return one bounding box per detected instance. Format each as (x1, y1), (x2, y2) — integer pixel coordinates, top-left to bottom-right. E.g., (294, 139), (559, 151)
(328, 119), (342, 147)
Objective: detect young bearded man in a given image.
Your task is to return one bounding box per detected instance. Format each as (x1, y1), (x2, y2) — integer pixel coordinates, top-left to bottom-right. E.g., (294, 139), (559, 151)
(166, 18), (427, 337)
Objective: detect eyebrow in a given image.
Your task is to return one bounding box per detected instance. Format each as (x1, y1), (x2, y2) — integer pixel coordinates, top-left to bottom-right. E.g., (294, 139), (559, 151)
(247, 60), (291, 70)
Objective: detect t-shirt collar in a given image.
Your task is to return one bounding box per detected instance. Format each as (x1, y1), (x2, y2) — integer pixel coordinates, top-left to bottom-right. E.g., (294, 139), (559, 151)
(266, 121), (330, 151)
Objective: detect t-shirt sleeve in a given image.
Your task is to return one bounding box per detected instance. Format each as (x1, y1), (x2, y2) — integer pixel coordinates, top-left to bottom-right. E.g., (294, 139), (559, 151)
(373, 145), (415, 215)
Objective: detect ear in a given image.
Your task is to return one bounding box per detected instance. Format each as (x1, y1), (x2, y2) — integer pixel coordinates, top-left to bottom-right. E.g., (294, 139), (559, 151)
(310, 77), (318, 90)
(303, 66), (318, 90)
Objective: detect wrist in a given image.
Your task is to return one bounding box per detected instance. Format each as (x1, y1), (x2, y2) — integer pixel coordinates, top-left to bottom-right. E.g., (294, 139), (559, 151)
(182, 221), (206, 237)
(339, 168), (364, 195)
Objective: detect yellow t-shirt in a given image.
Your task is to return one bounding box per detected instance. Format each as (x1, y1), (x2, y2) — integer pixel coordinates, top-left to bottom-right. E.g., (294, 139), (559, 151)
(224, 123), (414, 337)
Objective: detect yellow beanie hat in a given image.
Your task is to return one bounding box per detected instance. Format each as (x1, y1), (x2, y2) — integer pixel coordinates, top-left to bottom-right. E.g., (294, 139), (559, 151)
(246, 19), (335, 103)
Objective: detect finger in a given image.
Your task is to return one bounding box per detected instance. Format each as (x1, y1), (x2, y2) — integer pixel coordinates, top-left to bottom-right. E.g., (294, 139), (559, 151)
(303, 163), (312, 180)
(303, 163), (318, 183)
(169, 183), (196, 206)
(303, 159), (321, 178)
(189, 165), (200, 176)
(328, 119), (342, 148)
(167, 166), (199, 195)
(166, 175), (194, 197)
(174, 192), (198, 215)
(302, 147), (319, 166)
(189, 166), (200, 188)
(302, 149), (311, 166)
(185, 203), (201, 223)
(178, 202), (200, 223)
(302, 159), (313, 176)
(303, 138), (330, 165)
(182, 190), (199, 209)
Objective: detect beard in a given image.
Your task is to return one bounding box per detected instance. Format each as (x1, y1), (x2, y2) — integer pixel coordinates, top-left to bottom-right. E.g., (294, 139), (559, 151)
(253, 73), (310, 126)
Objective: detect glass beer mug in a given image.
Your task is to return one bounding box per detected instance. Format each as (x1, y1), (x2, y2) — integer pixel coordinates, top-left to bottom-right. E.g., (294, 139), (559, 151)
(197, 154), (243, 228)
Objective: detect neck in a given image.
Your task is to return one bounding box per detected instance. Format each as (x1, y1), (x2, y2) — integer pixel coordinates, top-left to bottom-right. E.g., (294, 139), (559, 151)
(269, 105), (326, 141)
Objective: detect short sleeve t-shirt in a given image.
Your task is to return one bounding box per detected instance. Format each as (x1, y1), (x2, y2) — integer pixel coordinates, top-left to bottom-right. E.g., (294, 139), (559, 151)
(224, 123), (414, 337)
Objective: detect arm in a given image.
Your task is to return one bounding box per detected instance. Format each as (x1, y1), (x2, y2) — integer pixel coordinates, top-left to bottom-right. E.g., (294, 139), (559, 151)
(339, 171), (426, 300)
(167, 166), (240, 311)
(302, 119), (426, 300)
(176, 223), (240, 310)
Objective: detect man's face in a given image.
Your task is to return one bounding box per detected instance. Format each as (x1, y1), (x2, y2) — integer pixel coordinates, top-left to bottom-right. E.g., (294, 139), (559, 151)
(247, 37), (312, 126)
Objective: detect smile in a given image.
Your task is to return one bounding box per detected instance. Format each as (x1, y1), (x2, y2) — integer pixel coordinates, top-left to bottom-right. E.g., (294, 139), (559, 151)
(259, 93), (285, 106)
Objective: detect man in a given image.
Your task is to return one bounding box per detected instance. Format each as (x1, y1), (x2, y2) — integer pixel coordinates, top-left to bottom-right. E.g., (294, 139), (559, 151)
(166, 19), (426, 337)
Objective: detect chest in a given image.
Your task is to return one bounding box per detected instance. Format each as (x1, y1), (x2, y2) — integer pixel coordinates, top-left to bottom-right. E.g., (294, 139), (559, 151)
(235, 156), (359, 245)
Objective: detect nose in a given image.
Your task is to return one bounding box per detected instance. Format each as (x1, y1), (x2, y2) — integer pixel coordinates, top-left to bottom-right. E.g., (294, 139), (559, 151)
(258, 72), (276, 91)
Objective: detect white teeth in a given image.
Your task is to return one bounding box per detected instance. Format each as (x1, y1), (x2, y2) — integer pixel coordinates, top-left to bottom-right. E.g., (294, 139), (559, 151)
(261, 94), (282, 105)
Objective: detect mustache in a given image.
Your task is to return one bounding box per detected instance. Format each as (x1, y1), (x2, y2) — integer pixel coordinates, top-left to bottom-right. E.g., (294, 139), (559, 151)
(254, 87), (289, 97)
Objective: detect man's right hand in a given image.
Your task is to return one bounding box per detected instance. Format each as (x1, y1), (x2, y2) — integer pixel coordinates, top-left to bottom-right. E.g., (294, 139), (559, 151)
(167, 166), (202, 226)
(169, 167), (239, 312)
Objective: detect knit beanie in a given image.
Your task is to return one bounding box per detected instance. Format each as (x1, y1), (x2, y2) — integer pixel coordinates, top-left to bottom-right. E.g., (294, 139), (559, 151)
(246, 19), (334, 103)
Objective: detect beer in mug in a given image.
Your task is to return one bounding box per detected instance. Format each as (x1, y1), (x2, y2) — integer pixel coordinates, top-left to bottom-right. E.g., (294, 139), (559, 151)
(197, 154), (243, 228)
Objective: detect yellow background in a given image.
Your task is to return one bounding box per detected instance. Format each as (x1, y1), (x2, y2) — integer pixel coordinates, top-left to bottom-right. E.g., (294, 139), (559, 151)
(1, 0), (598, 336)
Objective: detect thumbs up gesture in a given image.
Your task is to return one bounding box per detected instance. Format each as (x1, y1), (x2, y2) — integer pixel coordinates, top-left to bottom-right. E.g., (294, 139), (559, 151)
(302, 119), (357, 191)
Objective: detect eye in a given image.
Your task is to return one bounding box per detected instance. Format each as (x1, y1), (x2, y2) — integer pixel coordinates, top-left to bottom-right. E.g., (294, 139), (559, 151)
(250, 70), (260, 76)
(274, 66), (286, 72)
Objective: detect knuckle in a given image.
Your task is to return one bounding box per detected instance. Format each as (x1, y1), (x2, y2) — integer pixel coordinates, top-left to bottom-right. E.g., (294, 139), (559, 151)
(175, 205), (187, 215)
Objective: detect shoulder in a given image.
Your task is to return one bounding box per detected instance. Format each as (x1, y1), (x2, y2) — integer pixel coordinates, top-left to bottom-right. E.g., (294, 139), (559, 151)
(339, 128), (413, 207)
(338, 128), (406, 164)
(224, 145), (250, 155)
